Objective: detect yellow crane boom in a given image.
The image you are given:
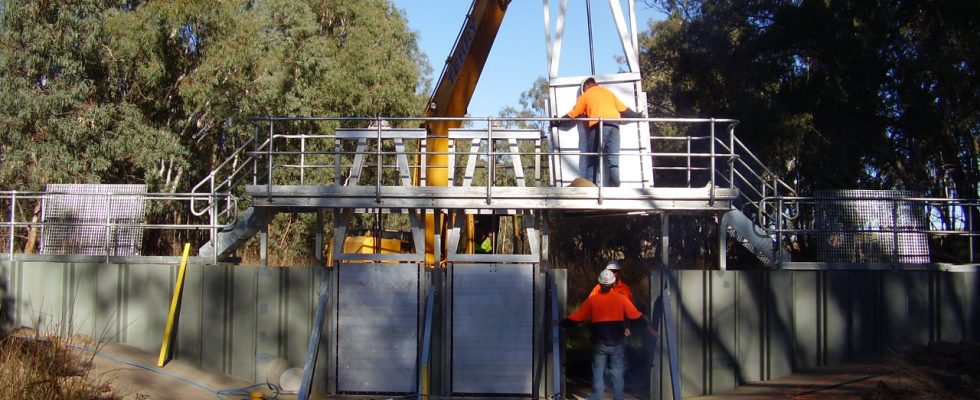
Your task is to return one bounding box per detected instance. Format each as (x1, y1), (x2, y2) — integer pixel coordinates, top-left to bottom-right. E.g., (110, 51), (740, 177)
(422, 0), (511, 265)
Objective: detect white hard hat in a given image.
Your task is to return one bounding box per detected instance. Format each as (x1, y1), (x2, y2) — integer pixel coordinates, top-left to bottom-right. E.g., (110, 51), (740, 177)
(605, 260), (621, 271)
(581, 76), (597, 92)
(597, 269), (616, 285)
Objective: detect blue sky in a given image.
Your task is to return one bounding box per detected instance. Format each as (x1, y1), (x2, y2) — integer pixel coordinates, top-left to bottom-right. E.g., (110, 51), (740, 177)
(393, 0), (663, 117)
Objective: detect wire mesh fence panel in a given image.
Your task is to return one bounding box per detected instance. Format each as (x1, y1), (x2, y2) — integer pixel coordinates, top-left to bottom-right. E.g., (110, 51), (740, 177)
(813, 190), (930, 263)
(40, 184), (146, 256)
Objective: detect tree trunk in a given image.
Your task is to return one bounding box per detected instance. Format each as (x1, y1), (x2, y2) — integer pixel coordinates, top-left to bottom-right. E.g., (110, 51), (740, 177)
(22, 201), (41, 254)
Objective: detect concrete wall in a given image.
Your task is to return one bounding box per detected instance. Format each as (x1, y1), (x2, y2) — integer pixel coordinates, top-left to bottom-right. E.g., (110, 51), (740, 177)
(2, 258), (978, 398)
(0, 257), (329, 392)
(650, 269), (980, 398)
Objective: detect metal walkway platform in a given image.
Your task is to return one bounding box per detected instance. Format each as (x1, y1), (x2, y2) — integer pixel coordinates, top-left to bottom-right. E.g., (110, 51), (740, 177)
(246, 184), (739, 211)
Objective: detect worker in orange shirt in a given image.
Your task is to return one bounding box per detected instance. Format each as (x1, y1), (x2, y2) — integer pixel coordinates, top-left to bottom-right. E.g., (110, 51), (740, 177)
(558, 269), (656, 400)
(552, 77), (644, 187)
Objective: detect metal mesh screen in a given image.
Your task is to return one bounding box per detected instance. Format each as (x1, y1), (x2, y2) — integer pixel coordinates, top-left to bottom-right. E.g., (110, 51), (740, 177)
(452, 263), (534, 395)
(813, 190), (930, 263)
(40, 184), (146, 256)
(337, 263), (419, 394)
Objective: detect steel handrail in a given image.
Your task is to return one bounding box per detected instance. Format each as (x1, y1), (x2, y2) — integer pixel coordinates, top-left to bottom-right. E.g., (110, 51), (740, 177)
(239, 117), (763, 203)
(190, 135), (265, 216)
(0, 191), (239, 259)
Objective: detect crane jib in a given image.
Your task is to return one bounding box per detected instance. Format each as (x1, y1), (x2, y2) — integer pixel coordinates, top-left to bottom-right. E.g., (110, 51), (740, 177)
(447, 18), (478, 85)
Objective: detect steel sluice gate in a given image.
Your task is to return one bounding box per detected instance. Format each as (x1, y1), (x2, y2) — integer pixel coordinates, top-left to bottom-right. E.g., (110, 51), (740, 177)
(332, 262), (540, 396)
(335, 262), (422, 393)
(451, 263), (536, 395)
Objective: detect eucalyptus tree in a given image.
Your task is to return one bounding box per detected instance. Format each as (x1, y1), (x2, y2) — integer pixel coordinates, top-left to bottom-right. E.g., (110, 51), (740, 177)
(0, 0), (430, 258)
(639, 0), (978, 201)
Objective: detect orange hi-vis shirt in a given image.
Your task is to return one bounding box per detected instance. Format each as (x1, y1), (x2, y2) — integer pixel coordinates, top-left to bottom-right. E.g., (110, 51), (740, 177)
(561, 290), (644, 345)
(589, 281), (633, 301)
(566, 85), (630, 127)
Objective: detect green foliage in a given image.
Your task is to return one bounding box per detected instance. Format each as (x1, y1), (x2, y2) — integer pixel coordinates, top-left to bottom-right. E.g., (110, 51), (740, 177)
(640, 0), (979, 200)
(0, 0), (429, 258)
(0, 0), (184, 191)
(0, 0), (427, 191)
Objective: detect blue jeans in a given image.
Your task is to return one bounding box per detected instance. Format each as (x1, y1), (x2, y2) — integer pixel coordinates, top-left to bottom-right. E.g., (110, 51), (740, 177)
(584, 124), (621, 187)
(589, 342), (625, 400)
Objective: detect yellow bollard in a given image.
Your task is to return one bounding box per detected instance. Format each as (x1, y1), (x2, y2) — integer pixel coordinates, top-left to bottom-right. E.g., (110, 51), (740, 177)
(157, 243), (191, 367)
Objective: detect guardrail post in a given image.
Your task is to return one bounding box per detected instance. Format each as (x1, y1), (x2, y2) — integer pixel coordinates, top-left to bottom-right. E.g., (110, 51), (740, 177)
(597, 119), (604, 205)
(892, 197), (899, 263)
(104, 192), (112, 262)
(969, 204), (975, 262)
(8, 191), (15, 260)
(377, 116), (383, 204)
(728, 124), (736, 190)
(267, 120), (274, 201)
(776, 195), (784, 268)
(709, 119), (716, 205)
(686, 136), (692, 187)
(301, 134), (307, 185)
(487, 117), (493, 205)
(253, 123), (260, 185)
(210, 190), (218, 264)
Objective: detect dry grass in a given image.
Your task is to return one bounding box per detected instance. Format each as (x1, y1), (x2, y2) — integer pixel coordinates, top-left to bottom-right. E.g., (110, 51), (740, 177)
(871, 341), (980, 400)
(0, 328), (119, 400)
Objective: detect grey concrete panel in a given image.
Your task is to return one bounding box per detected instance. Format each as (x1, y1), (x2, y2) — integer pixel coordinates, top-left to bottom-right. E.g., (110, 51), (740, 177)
(849, 271), (878, 357)
(70, 262), (100, 338)
(338, 263), (418, 393)
(709, 270), (736, 393)
(2, 261), (15, 325)
(285, 266), (313, 367)
(147, 265), (175, 353)
(121, 264), (148, 348)
(17, 262), (68, 333)
(254, 266), (281, 383)
(94, 263), (123, 344)
(825, 271), (852, 365)
(677, 270), (706, 397)
(0, 261), (10, 329)
(452, 263), (534, 395)
(906, 271), (932, 344)
(201, 265), (230, 374)
(879, 272), (910, 348)
(938, 272), (977, 342)
(8, 259), (979, 399)
(735, 271), (764, 384)
(231, 266), (258, 381)
(176, 263), (204, 366)
(792, 271), (820, 369)
(967, 273), (980, 340)
(767, 271), (794, 379)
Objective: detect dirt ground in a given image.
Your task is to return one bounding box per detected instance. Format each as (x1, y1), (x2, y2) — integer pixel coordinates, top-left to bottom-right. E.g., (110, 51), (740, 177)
(689, 341), (980, 400)
(61, 338), (980, 400)
(84, 342), (287, 399)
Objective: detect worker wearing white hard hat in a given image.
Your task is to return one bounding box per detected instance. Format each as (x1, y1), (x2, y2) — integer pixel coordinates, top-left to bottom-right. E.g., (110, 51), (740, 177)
(589, 260), (633, 301)
(558, 269), (656, 400)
